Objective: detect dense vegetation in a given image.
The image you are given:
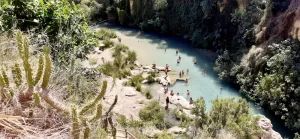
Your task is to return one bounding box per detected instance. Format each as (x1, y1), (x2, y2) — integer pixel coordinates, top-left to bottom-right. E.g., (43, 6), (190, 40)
(1, 0), (300, 138)
(118, 98), (263, 138)
(87, 0), (300, 133)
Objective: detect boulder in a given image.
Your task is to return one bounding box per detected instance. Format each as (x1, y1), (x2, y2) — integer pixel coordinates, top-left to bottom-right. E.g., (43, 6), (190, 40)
(122, 87), (137, 97)
(134, 60), (141, 67)
(258, 115), (283, 139)
(167, 126), (187, 134)
(142, 126), (162, 138)
(169, 95), (192, 109)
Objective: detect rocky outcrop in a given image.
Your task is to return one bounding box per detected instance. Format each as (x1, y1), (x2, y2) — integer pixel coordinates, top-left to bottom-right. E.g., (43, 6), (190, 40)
(142, 126), (162, 138)
(167, 126), (186, 134)
(258, 115), (283, 139)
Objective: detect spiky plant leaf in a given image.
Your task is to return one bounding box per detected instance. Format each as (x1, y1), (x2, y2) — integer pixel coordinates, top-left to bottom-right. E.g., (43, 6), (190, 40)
(11, 63), (22, 87)
(41, 46), (51, 90)
(34, 55), (44, 85)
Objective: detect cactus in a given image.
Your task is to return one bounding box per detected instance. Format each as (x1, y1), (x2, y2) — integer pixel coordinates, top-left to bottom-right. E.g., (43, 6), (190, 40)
(89, 104), (102, 122)
(112, 127), (117, 139)
(34, 55), (44, 85)
(82, 120), (90, 139)
(41, 46), (51, 90)
(71, 106), (80, 139)
(1, 67), (9, 86)
(79, 81), (107, 115)
(11, 63), (22, 87)
(16, 33), (34, 88)
(16, 31), (24, 59)
(9, 31), (119, 139)
(0, 75), (5, 100)
(33, 92), (40, 106)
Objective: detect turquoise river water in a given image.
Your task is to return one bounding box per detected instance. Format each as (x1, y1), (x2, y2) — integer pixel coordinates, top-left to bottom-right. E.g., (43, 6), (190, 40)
(93, 23), (294, 138)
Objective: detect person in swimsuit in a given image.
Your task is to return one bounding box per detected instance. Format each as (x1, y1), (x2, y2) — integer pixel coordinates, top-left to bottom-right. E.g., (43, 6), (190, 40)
(177, 59), (180, 63)
(182, 70), (184, 75)
(178, 56), (181, 60)
(185, 78), (188, 83)
(193, 58), (197, 64)
(187, 90), (190, 97)
(176, 49), (179, 54)
(189, 97), (193, 105)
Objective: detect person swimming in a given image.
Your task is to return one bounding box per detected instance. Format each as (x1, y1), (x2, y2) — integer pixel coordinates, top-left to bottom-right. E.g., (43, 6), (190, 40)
(187, 90), (190, 97)
(177, 59), (180, 63)
(176, 49), (179, 54)
(193, 58), (197, 64)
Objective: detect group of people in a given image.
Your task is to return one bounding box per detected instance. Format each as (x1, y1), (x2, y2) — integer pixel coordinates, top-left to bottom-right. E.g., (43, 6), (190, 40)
(163, 48), (224, 110)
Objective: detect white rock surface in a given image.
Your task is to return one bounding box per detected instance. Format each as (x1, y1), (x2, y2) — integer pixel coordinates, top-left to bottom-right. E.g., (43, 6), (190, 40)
(169, 95), (193, 109)
(142, 126), (162, 138)
(123, 87), (137, 96)
(258, 115), (283, 139)
(167, 126), (187, 134)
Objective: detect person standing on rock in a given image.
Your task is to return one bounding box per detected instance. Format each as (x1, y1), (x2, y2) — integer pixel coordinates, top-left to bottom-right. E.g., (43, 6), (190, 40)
(165, 96), (170, 110)
(189, 97), (193, 105)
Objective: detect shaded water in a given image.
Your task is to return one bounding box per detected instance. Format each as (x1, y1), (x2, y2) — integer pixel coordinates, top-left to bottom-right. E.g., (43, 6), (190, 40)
(92, 23), (294, 138)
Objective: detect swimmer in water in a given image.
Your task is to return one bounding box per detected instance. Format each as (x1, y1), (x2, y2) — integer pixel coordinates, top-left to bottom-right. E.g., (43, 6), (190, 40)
(187, 68), (189, 74)
(177, 59), (180, 63)
(187, 90), (190, 97)
(176, 49), (179, 54)
(193, 58), (197, 64)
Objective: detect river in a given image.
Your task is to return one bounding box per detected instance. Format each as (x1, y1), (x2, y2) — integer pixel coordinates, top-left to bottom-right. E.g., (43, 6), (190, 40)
(92, 23), (294, 138)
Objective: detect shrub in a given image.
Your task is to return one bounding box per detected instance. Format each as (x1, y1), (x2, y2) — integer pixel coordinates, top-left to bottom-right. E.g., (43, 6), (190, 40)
(126, 50), (137, 64)
(125, 74), (144, 89)
(146, 71), (157, 83)
(113, 44), (129, 57)
(139, 101), (165, 129)
(89, 58), (98, 65)
(96, 28), (117, 39)
(101, 39), (114, 49)
(136, 83), (142, 91)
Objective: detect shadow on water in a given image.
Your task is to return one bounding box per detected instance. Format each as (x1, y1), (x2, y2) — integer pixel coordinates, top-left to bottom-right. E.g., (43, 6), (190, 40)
(92, 23), (295, 138)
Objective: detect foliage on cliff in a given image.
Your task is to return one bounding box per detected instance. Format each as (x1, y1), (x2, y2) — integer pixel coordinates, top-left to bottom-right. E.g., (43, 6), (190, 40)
(0, 0), (99, 65)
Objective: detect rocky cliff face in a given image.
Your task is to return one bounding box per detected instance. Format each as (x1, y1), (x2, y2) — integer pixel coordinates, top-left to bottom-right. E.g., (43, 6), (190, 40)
(258, 115), (283, 139)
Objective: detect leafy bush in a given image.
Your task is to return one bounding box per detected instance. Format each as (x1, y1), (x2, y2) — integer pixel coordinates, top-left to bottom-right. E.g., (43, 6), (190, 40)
(89, 58), (98, 65)
(113, 44), (129, 57)
(126, 50), (137, 64)
(146, 71), (157, 83)
(0, 0), (99, 65)
(101, 39), (114, 49)
(96, 28), (117, 39)
(139, 101), (165, 129)
(125, 74), (144, 88)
